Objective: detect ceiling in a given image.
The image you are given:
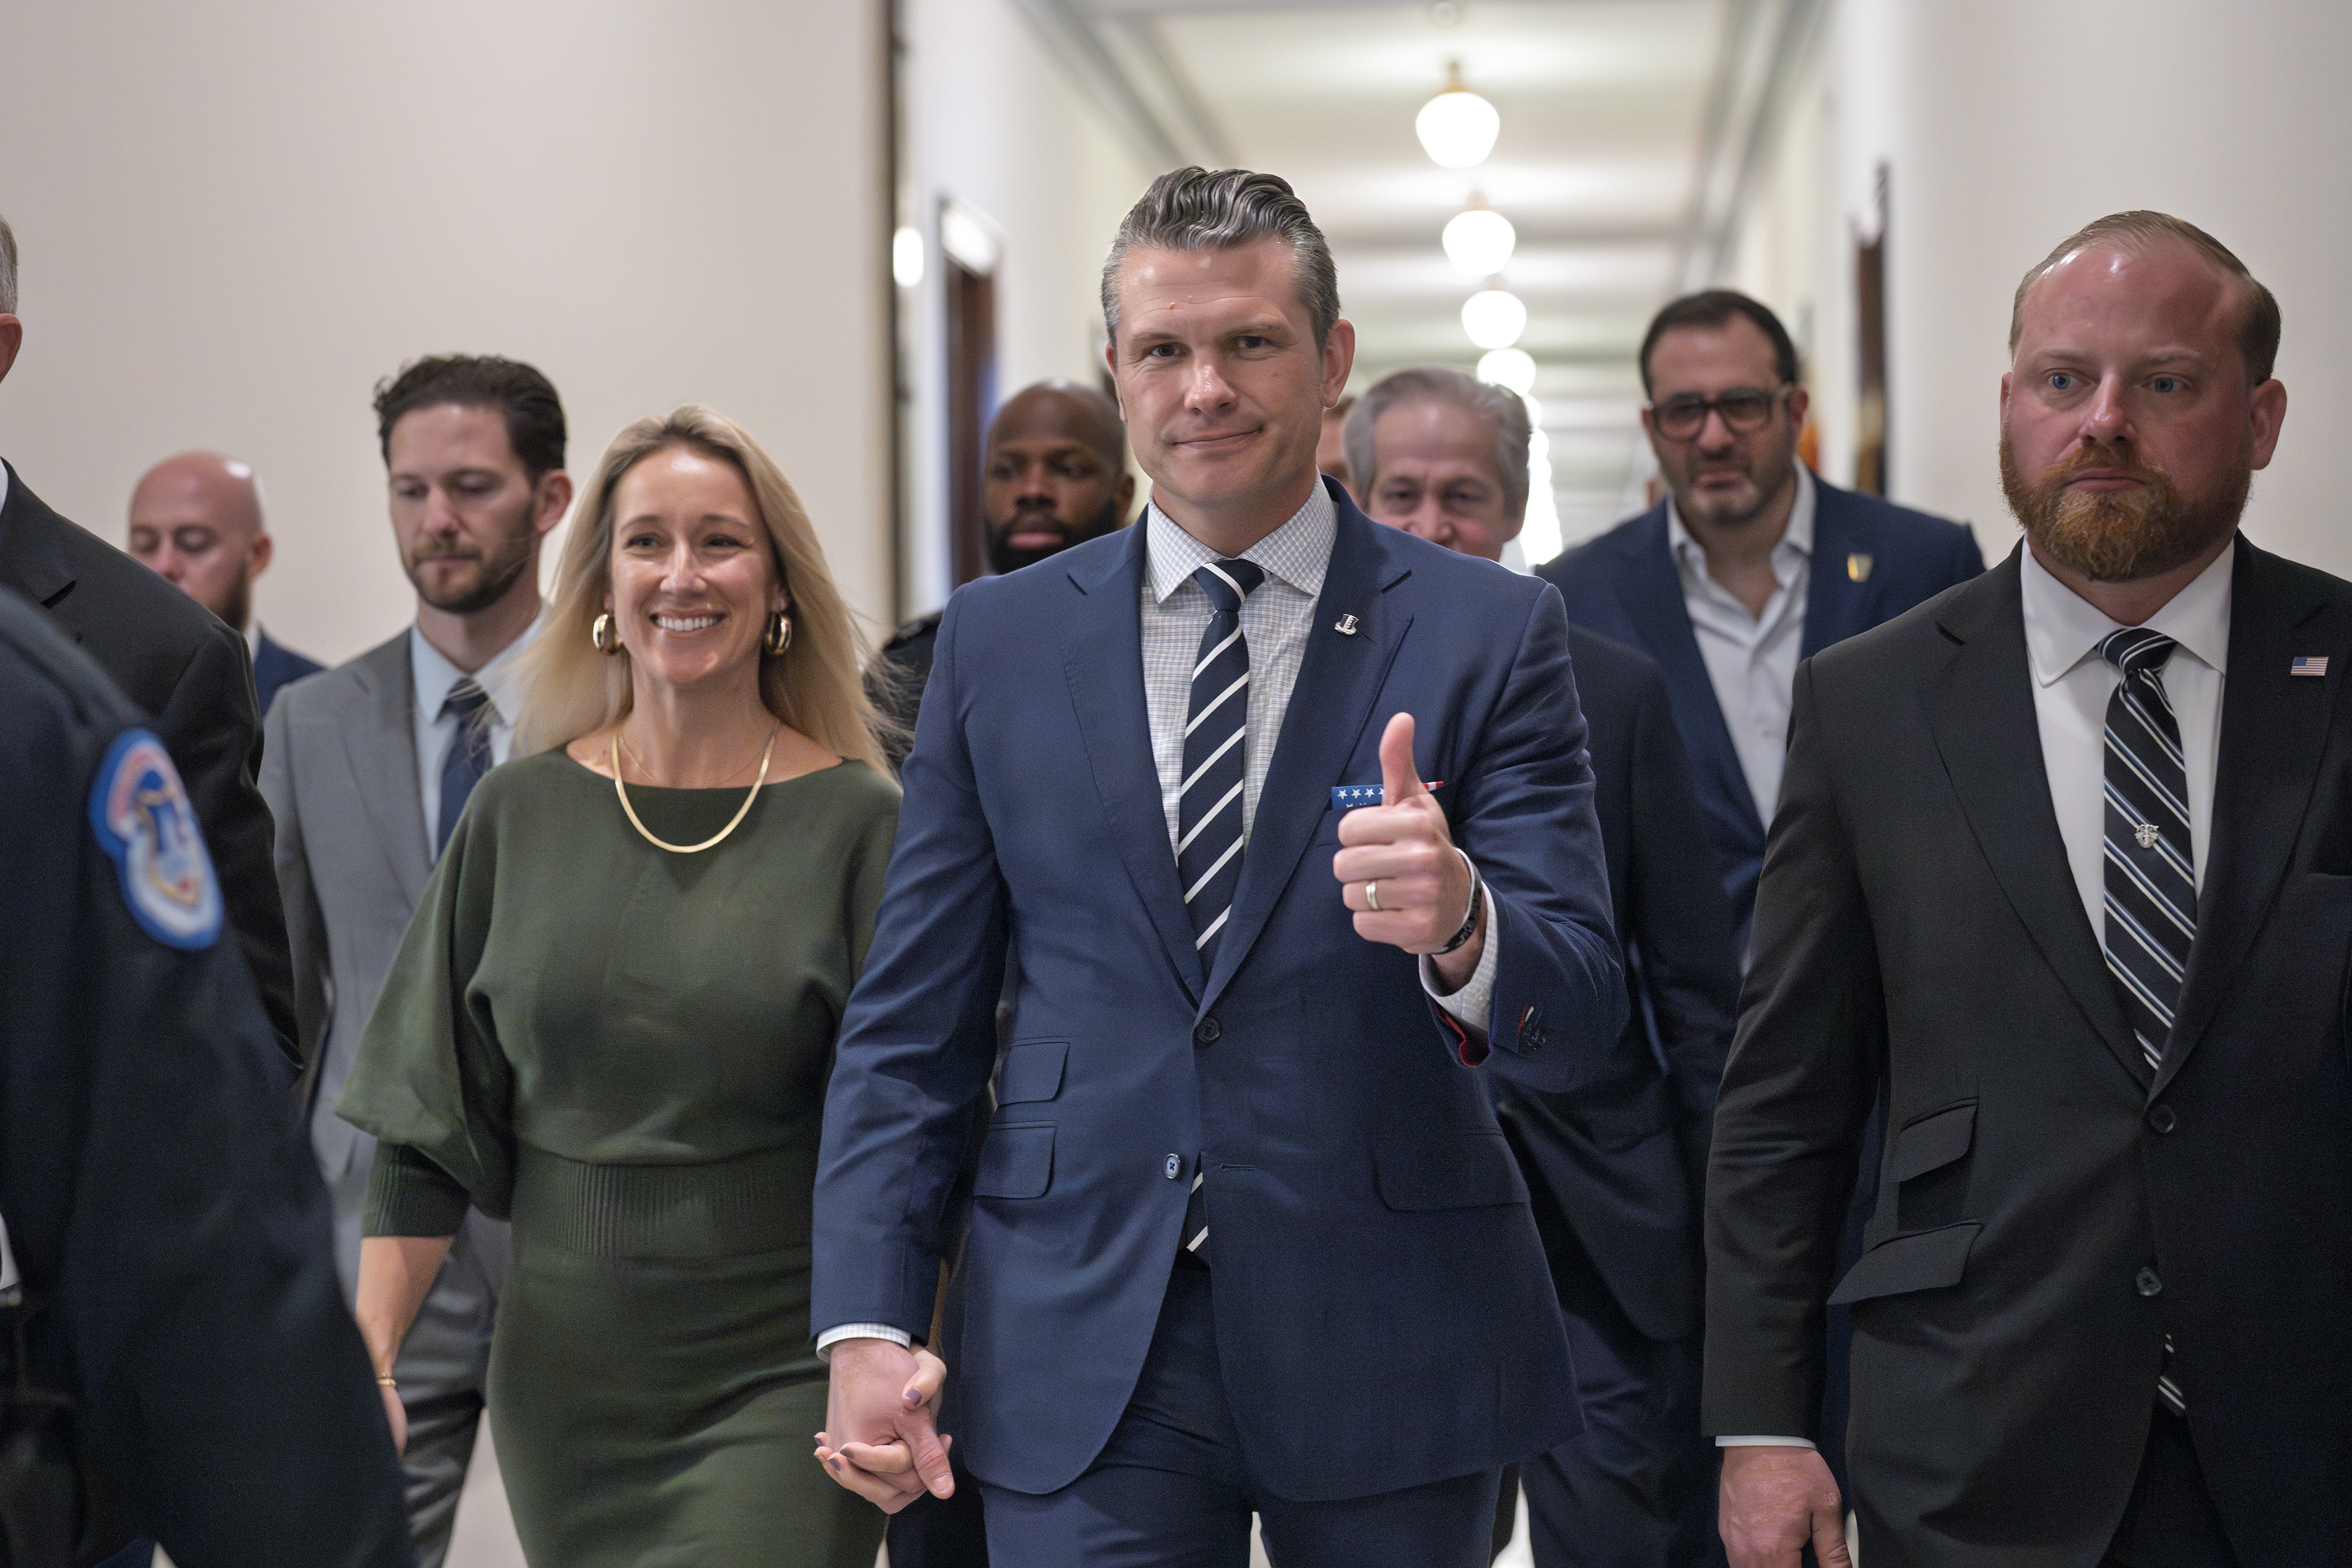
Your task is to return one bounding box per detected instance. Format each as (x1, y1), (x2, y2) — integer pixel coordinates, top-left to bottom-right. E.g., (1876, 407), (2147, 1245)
(1011, 0), (1823, 554)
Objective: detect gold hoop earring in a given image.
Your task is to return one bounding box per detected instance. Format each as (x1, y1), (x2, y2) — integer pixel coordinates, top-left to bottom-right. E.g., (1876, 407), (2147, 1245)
(592, 612), (621, 655)
(763, 611), (793, 656)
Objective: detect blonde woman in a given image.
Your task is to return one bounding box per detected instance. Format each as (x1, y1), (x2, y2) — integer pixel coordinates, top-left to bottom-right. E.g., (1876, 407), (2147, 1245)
(340, 407), (896, 1567)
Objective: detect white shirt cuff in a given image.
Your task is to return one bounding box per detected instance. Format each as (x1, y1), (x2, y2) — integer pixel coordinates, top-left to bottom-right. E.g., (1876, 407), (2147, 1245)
(1716, 1435), (1817, 1448)
(1421, 874), (1496, 1035)
(815, 1322), (912, 1361)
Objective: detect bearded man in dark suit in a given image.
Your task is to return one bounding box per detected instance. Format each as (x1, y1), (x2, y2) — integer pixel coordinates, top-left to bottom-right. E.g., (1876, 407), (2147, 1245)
(1707, 212), (2348, 1568)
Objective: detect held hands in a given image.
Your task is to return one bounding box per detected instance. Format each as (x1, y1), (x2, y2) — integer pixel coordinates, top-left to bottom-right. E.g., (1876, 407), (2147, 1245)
(1719, 1445), (1849, 1568)
(1333, 713), (1482, 987)
(814, 1339), (955, 1513)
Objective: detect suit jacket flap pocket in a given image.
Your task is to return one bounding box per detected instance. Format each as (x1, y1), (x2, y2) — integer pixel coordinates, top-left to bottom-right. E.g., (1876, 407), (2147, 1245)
(1889, 1100), (1976, 1184)
(1376, 1133), (1530, 1212)
(973, 1124), (1054, 1200)
(1827, 1221), (1982, 1305)
(996, 1041), (1068, 1105)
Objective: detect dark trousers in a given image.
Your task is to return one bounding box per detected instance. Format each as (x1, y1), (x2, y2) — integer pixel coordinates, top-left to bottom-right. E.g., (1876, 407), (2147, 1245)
(2102, 1405), (2239, 1568)
(983, 1254), (1502, 1567)
(887, 1447), (991, 1566)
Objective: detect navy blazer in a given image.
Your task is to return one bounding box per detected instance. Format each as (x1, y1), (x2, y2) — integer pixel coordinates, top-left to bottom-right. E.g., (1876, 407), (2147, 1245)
(1491, 627), (1739, 1345)
(251, 629), (325, 719)
(814, 484), (1627, 1502)
(1538, 478), (1982, 942)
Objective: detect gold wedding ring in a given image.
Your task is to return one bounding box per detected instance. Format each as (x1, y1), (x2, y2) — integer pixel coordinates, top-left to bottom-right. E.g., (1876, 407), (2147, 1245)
(1365, 879), (1381, 912)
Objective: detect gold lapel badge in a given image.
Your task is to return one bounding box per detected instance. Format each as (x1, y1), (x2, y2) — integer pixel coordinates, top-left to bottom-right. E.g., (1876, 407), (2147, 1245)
(1847, 553), (1874, 583)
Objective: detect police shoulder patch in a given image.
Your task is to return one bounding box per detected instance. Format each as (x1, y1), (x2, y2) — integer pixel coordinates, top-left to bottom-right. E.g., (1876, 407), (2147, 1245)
(88, 729), (223, 950)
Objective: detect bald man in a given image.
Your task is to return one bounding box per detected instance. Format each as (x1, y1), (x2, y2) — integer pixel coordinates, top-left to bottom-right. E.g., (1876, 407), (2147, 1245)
(129, 451), (323, 716)
(873, 380), (1134, 758)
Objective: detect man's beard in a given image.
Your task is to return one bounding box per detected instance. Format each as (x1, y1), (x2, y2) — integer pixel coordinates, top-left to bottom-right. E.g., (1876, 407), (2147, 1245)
(405, 507), (538, 614)
(986, 497), (1124, 575)
(1999, 434), (2247, 582)
(207, 571), (252, 634)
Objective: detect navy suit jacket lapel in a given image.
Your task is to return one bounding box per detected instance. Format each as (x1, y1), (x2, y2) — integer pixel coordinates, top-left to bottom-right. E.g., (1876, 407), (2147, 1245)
(1062, 526), (1207, 1001)
(1802, 482), (1872, 658)
(1202, 494), (1411, 1014)
(1924, 552), (2140, 1083)
(2161, 538), (2343, 1093)
(1612, 507), (1761, 838)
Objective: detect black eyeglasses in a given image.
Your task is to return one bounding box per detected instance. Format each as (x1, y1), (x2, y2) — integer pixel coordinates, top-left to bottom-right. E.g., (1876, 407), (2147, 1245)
(1646, 385), (1792, 441)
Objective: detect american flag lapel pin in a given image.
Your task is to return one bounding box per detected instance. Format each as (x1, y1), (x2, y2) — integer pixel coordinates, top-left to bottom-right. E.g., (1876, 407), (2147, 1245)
(2292, 655), (2330, 677)
(1334, 614), (1358, 635)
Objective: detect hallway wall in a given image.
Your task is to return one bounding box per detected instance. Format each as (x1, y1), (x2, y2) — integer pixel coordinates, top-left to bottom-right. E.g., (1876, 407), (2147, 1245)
(893, 0), (1152, 621)
(0, 0), (891, 664)
(1732, 0), (2351, 574)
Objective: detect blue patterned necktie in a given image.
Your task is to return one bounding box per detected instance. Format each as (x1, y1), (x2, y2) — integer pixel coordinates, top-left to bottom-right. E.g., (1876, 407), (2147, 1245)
(2099, 627), (2193, 1416)
(1176, 557), (1262, 1266)
(435, 678), (495, 855)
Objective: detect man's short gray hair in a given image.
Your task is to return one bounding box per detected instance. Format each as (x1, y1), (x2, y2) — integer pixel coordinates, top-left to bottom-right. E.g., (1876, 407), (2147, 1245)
(0, 214), (18, 316)
(1343, 366), (1531, 519)
(1101, 167), (1340, 348)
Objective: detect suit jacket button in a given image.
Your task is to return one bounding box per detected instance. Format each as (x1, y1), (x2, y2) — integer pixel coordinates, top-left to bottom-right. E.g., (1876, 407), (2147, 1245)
(1165, 1154), (1181, 1180)
(2147, 1104), (2177, 1134)
(2136, 1266), (2163, 1297)
(1194, 1016), (1221, 1045)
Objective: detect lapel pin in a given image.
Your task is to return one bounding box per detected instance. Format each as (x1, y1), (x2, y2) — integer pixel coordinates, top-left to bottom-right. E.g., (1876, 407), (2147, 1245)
(2135, 823), (2162, 849)
(1334, 614), (1359, 635)
(1847, 553), (1874, 583)
(2291, 655), (2328, 677)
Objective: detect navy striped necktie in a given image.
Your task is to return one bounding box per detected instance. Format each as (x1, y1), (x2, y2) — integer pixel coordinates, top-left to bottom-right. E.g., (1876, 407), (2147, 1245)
(1177, 558), (1265, 968)
(2099, 626), (2194, 1077)
(2098, 627), (2196, 1419)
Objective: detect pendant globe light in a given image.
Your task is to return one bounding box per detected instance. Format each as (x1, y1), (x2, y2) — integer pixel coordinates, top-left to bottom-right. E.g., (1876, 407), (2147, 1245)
(1416, 60), (1500, 169)
(1442, 199), (1516, 278)
(1461, 288), (1527, 350)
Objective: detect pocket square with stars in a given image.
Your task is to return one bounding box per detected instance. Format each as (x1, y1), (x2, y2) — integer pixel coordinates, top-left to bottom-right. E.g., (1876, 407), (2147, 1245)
(1331, 780), (1445, 810)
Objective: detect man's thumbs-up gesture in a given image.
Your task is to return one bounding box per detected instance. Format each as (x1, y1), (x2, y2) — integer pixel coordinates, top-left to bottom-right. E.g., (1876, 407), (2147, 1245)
(1334, 712), (1485, 988)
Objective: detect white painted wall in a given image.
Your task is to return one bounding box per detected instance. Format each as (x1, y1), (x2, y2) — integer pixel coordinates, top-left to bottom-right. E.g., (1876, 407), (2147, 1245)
(894, 0), (1151, 619)
(0, 0), (890, 666)
(1735, 0), (2352, 575)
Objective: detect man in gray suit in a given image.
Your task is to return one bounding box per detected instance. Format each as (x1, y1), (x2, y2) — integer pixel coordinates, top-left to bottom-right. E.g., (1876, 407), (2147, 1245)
(262, 355), (571, 1566)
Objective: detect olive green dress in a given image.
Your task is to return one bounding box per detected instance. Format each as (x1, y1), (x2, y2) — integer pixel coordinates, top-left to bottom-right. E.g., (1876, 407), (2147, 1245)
(339, 750), (898, 1568)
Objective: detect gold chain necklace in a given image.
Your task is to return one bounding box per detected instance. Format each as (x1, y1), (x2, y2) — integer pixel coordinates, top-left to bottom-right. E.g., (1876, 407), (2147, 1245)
(609, 721), (780, 854)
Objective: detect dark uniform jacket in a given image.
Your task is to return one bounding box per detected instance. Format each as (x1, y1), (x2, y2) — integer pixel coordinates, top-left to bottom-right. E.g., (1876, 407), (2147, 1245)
(0, 587), (413, 1567)
(0, 460), (297, 1059)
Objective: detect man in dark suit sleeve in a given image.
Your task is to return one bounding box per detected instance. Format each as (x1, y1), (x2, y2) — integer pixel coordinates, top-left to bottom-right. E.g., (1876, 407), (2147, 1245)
(0, 585), (413, 1566)
(1709, 213), (2347, 1567)
(0, 214), (296, 1059)
(812, 169), (1625, 1567)
(1537, 290), (1982, 952)
(1346, 366), (1742, 1567)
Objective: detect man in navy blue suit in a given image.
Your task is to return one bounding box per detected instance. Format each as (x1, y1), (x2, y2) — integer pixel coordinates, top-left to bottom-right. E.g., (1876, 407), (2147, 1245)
(811, 167), (1627, 1566)
(128, 449), (324, 716)
(1540, 292), (1982, 952)
(1348, 367), (1742, 1568)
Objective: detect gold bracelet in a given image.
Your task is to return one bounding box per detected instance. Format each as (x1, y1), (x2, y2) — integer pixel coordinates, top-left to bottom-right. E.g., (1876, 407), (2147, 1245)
(375, 1375), (399, 1388)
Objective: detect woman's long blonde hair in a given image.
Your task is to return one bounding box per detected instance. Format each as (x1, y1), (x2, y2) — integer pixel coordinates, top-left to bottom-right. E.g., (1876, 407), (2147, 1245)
(515, 405), (888, 771)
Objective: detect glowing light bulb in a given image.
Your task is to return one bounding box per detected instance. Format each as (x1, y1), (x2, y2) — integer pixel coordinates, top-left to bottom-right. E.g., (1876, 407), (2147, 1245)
(1475, 347), (1536, 394)
(1443, 206), (1516, 278)
(892, 227), (925, 289)
(1461, 289), (1527, 350)
(1416, 62), (1500, 169)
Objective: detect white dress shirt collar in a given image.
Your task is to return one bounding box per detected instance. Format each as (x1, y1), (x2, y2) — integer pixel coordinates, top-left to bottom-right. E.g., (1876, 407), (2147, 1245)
(1145, 482), (1334, 606)
(2021, 537), (2234, 688)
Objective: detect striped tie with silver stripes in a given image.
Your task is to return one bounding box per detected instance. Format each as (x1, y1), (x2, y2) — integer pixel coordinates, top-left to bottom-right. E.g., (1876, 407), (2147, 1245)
(1177, 558), (1265, 970)
(2101, 626), (2193, 1415)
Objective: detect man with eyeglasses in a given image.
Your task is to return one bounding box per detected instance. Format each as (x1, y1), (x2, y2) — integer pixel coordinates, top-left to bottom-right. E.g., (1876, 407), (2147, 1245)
(1541, 291), (1982, 957)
